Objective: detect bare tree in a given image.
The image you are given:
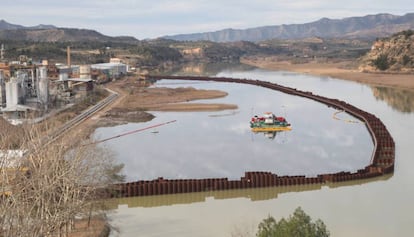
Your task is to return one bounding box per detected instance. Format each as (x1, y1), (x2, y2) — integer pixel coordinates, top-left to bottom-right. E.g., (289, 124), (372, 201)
(1, 120), (123, 237)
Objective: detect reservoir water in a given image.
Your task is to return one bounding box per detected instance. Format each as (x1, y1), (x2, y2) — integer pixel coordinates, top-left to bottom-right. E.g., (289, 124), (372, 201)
(97, 66), (414, 237)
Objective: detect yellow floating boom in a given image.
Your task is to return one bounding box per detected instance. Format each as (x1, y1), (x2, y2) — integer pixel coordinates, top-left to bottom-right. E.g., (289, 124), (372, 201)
(251, 126), (292, 132)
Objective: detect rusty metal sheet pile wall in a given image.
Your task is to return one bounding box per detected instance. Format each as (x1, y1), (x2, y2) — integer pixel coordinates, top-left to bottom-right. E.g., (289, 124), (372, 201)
(108, 76), (395, 198)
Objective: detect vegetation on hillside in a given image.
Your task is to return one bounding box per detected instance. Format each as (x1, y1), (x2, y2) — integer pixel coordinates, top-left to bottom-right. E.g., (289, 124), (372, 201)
(359, 30), (414, 72)
(1, 40), (142, 64)
(260, 37), (371, 61)
(129, 42), (183, 66)
(1, 32), (378, 73)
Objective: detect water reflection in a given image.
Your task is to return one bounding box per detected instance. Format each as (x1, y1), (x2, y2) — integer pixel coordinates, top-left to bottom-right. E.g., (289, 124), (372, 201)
(95, 80), (373, 181)
(106, 174), (392, 210)
(169, 62), (256, 76)
(371, 86), (414, 113)
(252, 131), (287, 141)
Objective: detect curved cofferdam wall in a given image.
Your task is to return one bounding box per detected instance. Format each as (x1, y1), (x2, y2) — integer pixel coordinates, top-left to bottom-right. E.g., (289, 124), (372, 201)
(109, 75), (395, 198)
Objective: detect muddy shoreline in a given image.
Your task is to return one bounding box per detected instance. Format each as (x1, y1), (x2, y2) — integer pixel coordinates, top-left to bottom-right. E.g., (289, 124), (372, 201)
(241, 56), (414, 91)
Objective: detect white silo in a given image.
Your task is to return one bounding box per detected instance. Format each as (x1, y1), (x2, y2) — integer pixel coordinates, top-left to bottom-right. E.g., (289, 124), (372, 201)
(5, 78), (20, 108)
(37, 67), (49, 110)
(80, 65), (91, 79)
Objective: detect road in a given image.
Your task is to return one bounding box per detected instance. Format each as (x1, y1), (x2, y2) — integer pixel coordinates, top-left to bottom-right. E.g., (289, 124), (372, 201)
(41, 88), (119, 146)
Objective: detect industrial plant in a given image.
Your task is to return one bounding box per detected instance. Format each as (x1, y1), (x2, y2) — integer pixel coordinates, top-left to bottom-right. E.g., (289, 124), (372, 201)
(0, 45), (127, 125)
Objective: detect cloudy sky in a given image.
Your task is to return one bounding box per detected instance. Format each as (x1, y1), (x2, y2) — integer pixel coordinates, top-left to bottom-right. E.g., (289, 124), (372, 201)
(1, 0), (413, 39)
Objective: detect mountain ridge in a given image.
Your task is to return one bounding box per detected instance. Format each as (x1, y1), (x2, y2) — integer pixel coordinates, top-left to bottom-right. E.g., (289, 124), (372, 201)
(0, 19), (56, 30)
(0, 19), (137, 43)
(164, 13), (414, 42)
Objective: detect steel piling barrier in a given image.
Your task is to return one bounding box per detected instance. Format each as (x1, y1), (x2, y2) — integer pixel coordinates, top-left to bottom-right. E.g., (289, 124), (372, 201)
(107, 75), (395, 198)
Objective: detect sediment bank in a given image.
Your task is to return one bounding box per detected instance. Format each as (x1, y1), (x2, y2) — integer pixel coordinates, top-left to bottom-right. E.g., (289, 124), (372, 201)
(98, 77), (238, 125)
(241, 57), (414, 91)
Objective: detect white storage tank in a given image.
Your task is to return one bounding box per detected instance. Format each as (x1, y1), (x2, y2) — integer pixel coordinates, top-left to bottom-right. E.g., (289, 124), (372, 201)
(59, 73), (68, 81)
(80, 65), (91, 79)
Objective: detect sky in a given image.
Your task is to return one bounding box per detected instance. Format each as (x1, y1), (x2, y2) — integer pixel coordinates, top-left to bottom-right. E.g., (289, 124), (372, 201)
(1, 0), (413, 39)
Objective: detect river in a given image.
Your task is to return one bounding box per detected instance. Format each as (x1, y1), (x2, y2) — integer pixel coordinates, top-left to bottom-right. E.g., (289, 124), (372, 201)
(95, 65), (414, 237)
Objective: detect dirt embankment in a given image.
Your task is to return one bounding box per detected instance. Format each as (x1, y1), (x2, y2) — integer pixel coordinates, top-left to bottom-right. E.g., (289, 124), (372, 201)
(241, 56), (414, 91)
(97, 76), (237, 127)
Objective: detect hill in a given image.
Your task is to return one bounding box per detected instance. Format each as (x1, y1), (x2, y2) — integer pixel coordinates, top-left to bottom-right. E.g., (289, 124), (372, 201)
(164, 13), (414, 42)
(0, 19), (137, 43)
(359, 30), (414, 73)
(0, 28), (137, 43)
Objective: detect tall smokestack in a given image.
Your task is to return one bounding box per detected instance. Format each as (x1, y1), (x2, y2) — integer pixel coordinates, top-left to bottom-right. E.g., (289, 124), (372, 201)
(67, 46), (71, 68)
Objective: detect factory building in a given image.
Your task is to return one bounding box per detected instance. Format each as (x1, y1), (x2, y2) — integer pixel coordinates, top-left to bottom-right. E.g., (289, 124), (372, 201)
(91, 62), (127, 79)
(0, 46), (129, 124)
(1, 67), (50, 124)
(53, 64), (94, 101)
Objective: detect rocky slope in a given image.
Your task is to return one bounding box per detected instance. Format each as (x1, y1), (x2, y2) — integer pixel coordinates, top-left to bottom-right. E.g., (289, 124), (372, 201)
(359, 30), (414, 73)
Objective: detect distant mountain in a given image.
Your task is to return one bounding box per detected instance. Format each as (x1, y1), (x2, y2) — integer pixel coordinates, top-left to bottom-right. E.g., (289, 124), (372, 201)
(0, 19), (137, 43)
(0, 28), (138, 43)
(164, 13), (414, 42)
(0, 19), (56, 30)
(27, 24), (57, 30)
(0, 19), (25, 30)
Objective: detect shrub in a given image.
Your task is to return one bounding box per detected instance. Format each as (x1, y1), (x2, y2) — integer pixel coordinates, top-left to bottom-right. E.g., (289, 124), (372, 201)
(402, 55), (412, 66)
(256, 207), (330, 237)
(372, 54), (390, 70)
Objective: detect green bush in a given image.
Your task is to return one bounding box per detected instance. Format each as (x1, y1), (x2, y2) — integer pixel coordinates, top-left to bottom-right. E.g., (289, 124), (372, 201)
(372, 54), (390, 70)
(393, 30), (414, 39)
(402, 55), (412, 66)
(256, 207), (330, 237)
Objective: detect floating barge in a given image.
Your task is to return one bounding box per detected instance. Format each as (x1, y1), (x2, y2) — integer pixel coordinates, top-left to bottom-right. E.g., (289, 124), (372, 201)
(250, 112), (292, 132)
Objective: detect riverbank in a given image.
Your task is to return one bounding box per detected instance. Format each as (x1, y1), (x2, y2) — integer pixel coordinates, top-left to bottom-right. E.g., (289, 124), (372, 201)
(241, 56), (414, 91)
